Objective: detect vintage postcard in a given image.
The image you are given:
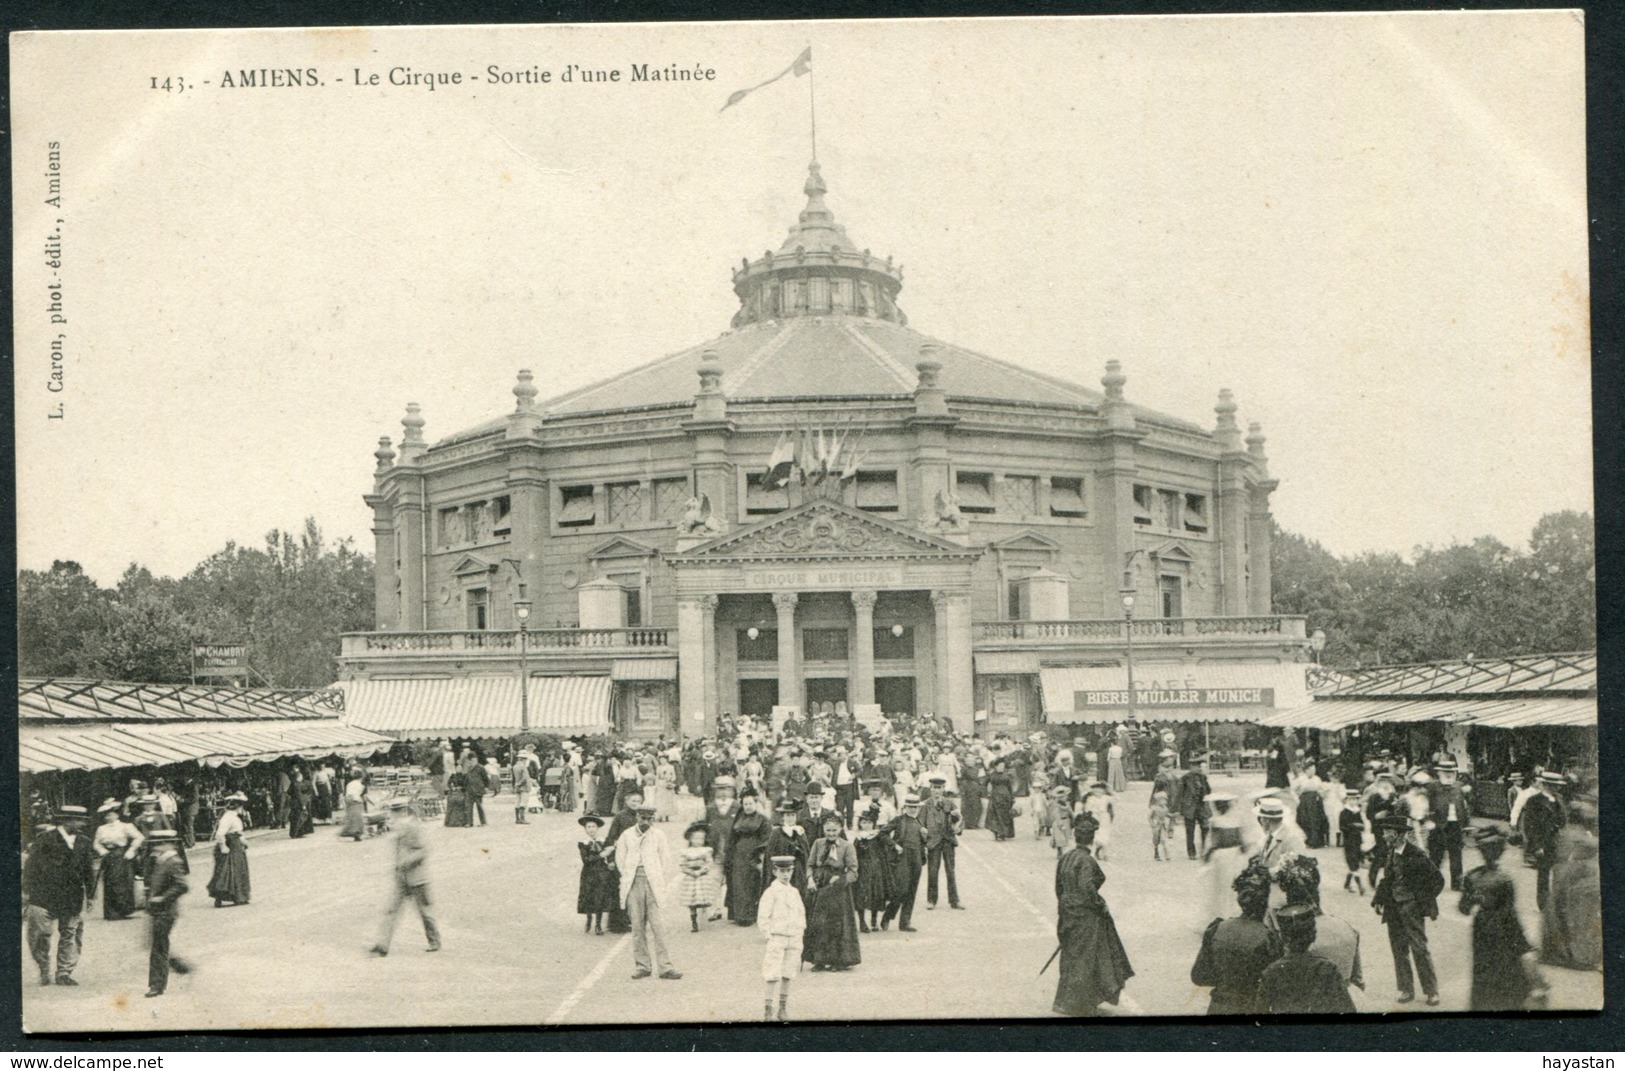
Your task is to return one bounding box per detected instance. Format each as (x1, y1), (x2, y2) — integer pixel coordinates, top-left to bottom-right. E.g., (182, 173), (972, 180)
(11, 14), (1596, 1033)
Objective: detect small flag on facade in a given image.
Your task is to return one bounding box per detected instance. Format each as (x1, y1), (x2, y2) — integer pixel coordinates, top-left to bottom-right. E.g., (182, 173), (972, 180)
(721, 47), (812, 112)
(765, 432), (795, 490)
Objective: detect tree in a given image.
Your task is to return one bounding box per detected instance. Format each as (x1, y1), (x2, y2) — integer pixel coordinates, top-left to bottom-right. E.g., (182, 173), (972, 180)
(17, 561), (110, 677)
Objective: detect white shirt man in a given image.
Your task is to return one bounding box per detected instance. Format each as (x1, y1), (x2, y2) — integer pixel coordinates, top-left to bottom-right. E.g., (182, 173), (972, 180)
(615, 805), (681, 980)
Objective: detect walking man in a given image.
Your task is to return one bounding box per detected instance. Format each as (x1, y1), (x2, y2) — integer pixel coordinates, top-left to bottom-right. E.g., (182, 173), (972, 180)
(23, 804), (96, 986)
(922, 779), (964, 910)
(1371, 813), (1444, 1005)
(1426, 758), (1470, 891)
(144, 830), (194, 997)
(616, 803), (682, 980)
(880, 794), (927, 931)
(371, 798), (440, 956)
(1178, 754), (1213, 860)
(1522, 771), (1568, 910)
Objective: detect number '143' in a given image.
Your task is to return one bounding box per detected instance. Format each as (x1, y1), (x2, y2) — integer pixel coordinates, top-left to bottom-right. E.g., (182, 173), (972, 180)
(150, 76), (189, 92)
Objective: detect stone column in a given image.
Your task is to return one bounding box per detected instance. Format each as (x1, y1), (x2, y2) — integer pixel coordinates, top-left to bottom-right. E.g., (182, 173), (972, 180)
(677, 597), (707, 734)
(773, 591), (800, 712)
(931, 590), (951, 723)
(941, 592), (975, 735)
(850, 589), (878, 707)
(700, 595), (720, 721)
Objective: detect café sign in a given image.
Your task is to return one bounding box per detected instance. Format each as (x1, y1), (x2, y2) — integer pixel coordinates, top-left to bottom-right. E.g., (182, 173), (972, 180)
(1075, 684), (1275, 709)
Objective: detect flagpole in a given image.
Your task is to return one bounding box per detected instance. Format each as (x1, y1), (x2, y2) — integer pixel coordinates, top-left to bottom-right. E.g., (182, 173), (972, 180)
(809, 64), (818, 162)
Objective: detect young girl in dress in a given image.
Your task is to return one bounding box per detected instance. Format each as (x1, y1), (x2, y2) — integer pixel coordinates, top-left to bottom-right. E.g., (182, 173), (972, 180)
(678, 822), (720, 932)
(1029, 767), (1052, 841)
(1149, 789), (1173, 861)
(576, 814), (617, 935)
(654, 757), (678, 822)
(1083, 781), (1115, 861)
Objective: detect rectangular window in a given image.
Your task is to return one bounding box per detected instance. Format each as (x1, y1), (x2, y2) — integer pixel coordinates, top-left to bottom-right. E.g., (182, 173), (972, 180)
(1050, 476), (1086, 518)
(1183, 493), (1209, 533)
(607, 481), (643, 525)
(873, 626), (915, 660)
(802, 628), (849, 662)
(956, 471), (995, 513)
(558, 485), (596, 527)
(438, 507), (460, 548)
(737, 628), (778, 662)
(466, 588), (488, 630)
(1007, 580), (1025, 621)
(1159, 576), (1183, 619)
(624, 588), (642, 628)
(1000, 475), (1038, 516)
(652, 477), (691, 523)
(492, 495), (512, 536)
(809, 276), (830, 312)
(1158, 489), (1182, 530)
(855, 470), (899, 512)
(1132, 484), (1154, 525)
(746, 471), (788, 515)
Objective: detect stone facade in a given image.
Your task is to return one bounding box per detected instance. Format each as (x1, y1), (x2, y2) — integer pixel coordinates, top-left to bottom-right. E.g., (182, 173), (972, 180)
(344, 161), (1307, 739)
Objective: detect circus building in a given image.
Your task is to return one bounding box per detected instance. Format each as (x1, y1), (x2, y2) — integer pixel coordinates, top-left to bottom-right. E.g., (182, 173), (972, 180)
(338, 161), (1313, 742)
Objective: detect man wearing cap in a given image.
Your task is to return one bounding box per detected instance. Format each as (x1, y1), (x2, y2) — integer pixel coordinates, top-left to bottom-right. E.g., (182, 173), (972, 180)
(144, 830), (194, 997)
(1521, 772), (1568, 910)
(1178, 754), (1213, 860)
(371, 799), (440, 957)
(1425, 759), (1471, 890)
(615, 803), (682, 980)
(922, 777), (964, 911)
(880, 794), (928, 931)
(1371, 813), (1444, 1005)
(705, 776), (741, 921)
(23, 804), (96, 986)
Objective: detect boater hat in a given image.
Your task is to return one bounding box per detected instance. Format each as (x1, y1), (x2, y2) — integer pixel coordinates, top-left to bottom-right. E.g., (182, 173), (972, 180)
(578, 814), (607, 828)
(1539, 771), (1567, 787)
(55, 804), (88, 822)
(96, 799), (121, 815)
(146, 829), (179, 843)
(776, 800), (800, 814)
(634, 803), (658, 815)
(1434, 758), (1459, 772)
(1254, 797), (1286, 819)
(902, 794), (922, 807)
(224, 792), (248, 804)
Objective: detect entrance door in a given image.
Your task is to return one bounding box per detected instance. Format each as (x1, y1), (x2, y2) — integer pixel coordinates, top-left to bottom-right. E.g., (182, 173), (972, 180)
(874, 677), (916, 717)
(739, 678), (779, 718)
(805, 678), (848, 713)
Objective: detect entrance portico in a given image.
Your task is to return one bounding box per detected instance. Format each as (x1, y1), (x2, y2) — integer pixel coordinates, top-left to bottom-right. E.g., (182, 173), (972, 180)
(668, 501), (981, 736)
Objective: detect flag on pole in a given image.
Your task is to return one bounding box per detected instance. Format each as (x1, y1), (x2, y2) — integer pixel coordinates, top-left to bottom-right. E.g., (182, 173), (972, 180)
(765, 432), (795, 490)
(721, 46), (812, 112)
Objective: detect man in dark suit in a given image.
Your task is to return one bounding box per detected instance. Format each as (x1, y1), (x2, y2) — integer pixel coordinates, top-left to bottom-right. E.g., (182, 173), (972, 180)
(704, 776), (740, 920)
(921, 778), (964, 910)
(796, 781), (833, 835)
(1371, 813), (1445, 1005)
(23, 804), (96, 986)
(880, 794), (928, 931)
(1425, 758), (1472, 891)
(1178, 754), (1213, 860)
(1521, 772), (1568, 910)
(144, 829), (194, 997)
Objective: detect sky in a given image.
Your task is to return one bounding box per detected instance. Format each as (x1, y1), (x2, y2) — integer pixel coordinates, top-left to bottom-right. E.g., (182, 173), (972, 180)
(12, 13), (1592, 585)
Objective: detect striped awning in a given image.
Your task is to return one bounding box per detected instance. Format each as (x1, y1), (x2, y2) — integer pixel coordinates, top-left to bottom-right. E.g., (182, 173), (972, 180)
(1256, 695), (1597, 731)
(338, 676), (612, 740)
(611, 659), (678, 681)
(19, 720), (395, 774)
(1040, 661), (1312, 724)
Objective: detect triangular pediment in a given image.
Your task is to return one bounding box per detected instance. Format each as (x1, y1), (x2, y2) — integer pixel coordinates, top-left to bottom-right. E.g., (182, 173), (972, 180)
(989, 530), (1063, 553)
(587, 536), (659, 561)
(451, 554), (498, 578)
(672, 500), (980, 562)
(1148, 540), (1198, 563)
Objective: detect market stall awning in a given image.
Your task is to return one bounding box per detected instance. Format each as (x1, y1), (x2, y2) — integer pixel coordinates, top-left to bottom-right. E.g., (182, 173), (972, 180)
(338, 676), (612, 740)
(18, 678), (345, 722)
(1257, 695), (1597, 732)
(19, 719), (396, 774)
(1039, 661), (1311, 724)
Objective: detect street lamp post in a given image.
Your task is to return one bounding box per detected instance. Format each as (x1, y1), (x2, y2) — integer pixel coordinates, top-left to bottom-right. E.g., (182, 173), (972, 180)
(514, 586), (532, 735)
(1121, 586), (1137, 727)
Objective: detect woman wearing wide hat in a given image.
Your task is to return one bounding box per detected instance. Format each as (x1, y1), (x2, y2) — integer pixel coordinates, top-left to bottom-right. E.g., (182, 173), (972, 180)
(206, 792), (251, 907)
(575, 814), (618, 934)
(92, 800), (143, 920)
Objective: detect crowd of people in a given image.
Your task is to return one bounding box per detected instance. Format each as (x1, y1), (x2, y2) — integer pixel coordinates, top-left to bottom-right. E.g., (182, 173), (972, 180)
(18, 709), (1600, 1019)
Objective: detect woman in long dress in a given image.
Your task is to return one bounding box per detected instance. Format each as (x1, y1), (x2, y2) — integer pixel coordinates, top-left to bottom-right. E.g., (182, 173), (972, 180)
(1052, 814), (1134, 1016)
(1106, 742), (1129, 794)
(726, 791), (771, 926)
(93, 799), (144, 920)
(653, 758), (679, 822)
(1190, 861), (1280, 1015)
(207, 793), (252, 907)
(288, 769), (315, 839)
(575, 815), (618, 934)
(961, 759), (986, 831)
(984, 759), (1017, 841)
(443, 770), (472, 827)
(1461, 827), (1547, 1009)
(1292, 764), (1329, 849)
(1541, 809), (1601, 971)
(803, 814), (861, 971)
(341, 771), (369, 839)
